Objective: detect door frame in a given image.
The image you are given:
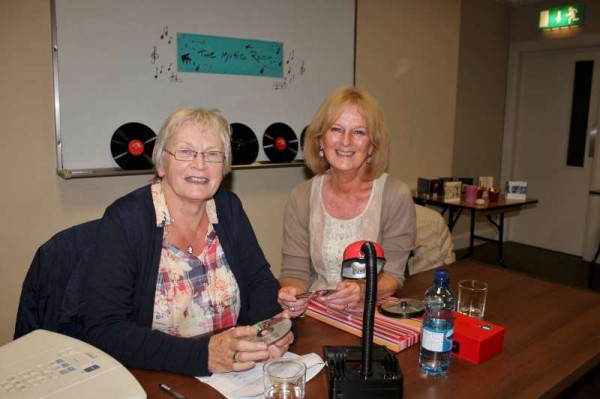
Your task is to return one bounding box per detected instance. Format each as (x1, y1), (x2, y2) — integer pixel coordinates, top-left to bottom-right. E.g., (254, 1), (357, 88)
(501, 33), (600, 260)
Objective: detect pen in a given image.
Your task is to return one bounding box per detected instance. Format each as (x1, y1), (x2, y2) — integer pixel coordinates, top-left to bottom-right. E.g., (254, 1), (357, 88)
(159, 383), (188, 399)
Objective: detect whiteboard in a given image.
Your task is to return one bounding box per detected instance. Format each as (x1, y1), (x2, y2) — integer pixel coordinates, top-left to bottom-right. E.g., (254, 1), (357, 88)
(52, 0), (356, 176)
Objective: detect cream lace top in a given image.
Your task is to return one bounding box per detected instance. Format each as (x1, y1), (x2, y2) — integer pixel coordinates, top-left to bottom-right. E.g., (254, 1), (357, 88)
(308, 173), (387, 290)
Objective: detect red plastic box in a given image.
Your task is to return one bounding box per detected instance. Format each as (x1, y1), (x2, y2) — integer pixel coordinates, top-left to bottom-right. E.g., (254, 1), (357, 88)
(451, 311), (505, 364)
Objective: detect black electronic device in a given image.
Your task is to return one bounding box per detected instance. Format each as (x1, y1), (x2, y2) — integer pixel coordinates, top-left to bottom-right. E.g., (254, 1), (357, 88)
(417, 177), (442, 196)
(323, 241), (404, 399)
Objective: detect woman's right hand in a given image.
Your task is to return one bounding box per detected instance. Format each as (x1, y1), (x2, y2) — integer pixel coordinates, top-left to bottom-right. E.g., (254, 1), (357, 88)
(207, 326), (269, 373)
(277, 286), (309, 318)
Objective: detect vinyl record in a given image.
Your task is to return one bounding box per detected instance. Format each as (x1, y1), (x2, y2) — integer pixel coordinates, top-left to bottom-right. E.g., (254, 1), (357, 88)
(300, 125), (308, 151)
(230, 123), (259, 165)
(262, 122), (298, 163)
(250, 317), (292, 345)
(110, 122), (156, 170)
(378, 298), (425, 319)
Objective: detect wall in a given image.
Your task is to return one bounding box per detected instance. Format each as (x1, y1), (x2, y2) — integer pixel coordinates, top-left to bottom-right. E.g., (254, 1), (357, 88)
(0, 0), (476, 345)
(356, 0), (461, 184)
(453, 0), (509, 184)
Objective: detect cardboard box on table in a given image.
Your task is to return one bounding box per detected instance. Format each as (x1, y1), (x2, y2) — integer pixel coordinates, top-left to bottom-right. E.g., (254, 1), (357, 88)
(451, 311), (505, 364)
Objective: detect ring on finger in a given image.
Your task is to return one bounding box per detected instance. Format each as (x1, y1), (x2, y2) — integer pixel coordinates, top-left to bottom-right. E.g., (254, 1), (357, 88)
(344, 304), (349, 311)
(289, 305), (296, 312)
(232, 351), (239, 363)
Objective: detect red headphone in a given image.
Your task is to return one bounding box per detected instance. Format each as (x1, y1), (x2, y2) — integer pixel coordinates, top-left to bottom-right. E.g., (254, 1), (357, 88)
(341, 240), (386, 279)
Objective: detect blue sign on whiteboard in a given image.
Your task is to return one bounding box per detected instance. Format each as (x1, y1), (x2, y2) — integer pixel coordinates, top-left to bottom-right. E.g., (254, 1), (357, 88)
(177, 33), (283, 77)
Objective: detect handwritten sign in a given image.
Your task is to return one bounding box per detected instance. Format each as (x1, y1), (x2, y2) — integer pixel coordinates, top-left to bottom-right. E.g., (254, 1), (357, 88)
(177, 33), (283, 77)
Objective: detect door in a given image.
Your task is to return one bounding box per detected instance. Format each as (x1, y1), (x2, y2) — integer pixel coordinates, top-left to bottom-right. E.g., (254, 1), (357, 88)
(508, 48), (600, 256)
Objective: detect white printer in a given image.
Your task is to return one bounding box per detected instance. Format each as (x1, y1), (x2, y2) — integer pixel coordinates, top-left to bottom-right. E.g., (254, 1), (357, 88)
(0, 329), (146, 398)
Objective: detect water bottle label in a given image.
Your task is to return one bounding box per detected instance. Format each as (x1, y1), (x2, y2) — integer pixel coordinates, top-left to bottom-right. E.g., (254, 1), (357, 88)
(422, 326), (454, 352)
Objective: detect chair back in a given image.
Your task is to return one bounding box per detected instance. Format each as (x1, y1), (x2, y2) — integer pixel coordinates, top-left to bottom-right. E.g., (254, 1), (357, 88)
(14, 219), (100, 340)
(407, 205), (455, 275)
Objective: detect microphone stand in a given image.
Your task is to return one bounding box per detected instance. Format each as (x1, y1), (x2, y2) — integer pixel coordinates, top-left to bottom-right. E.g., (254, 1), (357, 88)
(323, 241), (403, 399)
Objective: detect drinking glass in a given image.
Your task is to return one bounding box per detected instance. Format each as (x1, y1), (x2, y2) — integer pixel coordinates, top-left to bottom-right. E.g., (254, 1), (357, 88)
(263, 358), (306, 399)
(457, 280), (488, 319)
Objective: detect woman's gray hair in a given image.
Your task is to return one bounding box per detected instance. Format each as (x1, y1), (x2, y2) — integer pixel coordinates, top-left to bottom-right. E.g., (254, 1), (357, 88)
(152, 107), (232, 176)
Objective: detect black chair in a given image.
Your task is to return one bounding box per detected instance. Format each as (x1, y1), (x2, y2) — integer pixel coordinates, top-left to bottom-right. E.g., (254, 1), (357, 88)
(14, 219), (100, 340)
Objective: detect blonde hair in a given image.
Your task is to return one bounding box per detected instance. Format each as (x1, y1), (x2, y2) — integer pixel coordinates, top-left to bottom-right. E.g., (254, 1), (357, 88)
(304, 87), (389, 180)
(152, 107), (232, 176)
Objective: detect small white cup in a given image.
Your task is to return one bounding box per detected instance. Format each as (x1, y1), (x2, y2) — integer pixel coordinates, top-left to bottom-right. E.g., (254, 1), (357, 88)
(457, 280), (488, 319)
(263, 358), (306, 399)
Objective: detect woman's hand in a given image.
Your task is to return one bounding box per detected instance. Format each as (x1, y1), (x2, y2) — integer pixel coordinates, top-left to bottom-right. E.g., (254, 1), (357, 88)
(277, 286), (309, 318)
(208, 326), (269, 373)
(321, 280), (362, 312)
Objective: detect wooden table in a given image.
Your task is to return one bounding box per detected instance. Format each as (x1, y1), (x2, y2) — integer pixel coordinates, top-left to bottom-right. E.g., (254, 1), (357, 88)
(413, 193), (539, 266)
(130, 260), (600, 398)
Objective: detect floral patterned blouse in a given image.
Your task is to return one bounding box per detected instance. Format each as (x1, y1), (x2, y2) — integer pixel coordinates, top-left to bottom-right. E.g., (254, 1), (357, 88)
(150, 182), (240, 337)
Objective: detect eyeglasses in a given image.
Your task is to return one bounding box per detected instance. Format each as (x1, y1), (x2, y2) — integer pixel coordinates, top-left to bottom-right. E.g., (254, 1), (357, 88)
(163, 149), (226, 163)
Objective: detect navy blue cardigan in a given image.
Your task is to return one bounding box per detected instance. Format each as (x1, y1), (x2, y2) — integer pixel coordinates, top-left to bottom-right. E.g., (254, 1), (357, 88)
(85, 185), (282, 376)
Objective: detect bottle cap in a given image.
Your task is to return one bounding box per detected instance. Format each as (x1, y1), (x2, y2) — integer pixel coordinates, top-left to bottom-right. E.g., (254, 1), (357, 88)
(434, 268), (450, 284)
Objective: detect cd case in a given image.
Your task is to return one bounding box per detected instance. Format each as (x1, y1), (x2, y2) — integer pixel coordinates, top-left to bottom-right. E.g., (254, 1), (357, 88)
(305, 299), (422, 353)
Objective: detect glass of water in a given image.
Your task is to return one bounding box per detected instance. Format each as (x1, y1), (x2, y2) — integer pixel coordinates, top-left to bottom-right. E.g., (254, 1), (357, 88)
(263, 358), (306, 399)
(457, 280), (488, 319)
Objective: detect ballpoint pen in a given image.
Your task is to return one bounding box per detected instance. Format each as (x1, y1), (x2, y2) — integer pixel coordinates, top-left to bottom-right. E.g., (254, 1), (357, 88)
(159, 383), (188, 399)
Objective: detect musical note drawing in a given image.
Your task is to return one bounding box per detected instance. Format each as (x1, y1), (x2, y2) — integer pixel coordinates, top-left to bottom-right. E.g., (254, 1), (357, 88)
(160, 65), (163, 74)
(273, 81), (289, 90)
(168, 36), (172, 45)
(160, 26), (168, 40)
(273, 49), (302, 91)
(151, 46), (159, 64)
(170, 72), (182, 82)
(168, 63), (172, 72)
(154, 67), (158, 79)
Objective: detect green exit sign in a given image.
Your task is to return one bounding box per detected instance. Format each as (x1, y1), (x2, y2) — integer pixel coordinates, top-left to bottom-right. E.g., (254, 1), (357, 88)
(539, 3), (583, 30)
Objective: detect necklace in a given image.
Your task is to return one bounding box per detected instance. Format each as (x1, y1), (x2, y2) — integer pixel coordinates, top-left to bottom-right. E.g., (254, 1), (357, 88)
(170, 211), (208, 255)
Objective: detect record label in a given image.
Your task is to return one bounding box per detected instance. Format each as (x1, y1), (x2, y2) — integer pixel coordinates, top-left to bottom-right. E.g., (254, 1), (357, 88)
(110, 122), (156, 170)
(250, 317), (292, 345)
(379, 298), (424, 319)
(230, 123), (259, 165)
(262, 122), (298, 163)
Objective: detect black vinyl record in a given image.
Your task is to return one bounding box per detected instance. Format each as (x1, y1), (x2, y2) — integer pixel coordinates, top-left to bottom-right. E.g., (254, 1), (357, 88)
(300, 125), (308, 151)
(110, 122), (156, 170)
(230, 123), (259, 165)
(262, 122), (298, 163)
(378, 298), (425, 319)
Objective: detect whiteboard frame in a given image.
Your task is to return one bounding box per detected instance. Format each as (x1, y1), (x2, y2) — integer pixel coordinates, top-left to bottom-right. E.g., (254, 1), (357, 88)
(51, 0), (357, 179)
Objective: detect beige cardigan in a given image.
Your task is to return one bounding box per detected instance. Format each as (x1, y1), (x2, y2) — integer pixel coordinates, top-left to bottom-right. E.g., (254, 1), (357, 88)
(280, 174), (416, 288)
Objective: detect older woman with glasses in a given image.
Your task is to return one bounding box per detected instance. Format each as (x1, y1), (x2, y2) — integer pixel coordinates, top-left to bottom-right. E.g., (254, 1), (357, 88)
(86, 108), (292, 376)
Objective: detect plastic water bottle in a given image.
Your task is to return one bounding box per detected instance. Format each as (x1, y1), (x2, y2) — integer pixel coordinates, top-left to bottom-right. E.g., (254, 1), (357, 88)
(419, 268), (455, 376)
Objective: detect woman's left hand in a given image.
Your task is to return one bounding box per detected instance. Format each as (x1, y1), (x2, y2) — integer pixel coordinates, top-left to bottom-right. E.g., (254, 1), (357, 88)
(322, 281), (362, 312)
(265, 310), (294, 359)
(267, 330), (294, 359)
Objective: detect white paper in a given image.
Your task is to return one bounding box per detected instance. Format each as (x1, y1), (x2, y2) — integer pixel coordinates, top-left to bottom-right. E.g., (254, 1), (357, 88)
(197, 352), (325, 399)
